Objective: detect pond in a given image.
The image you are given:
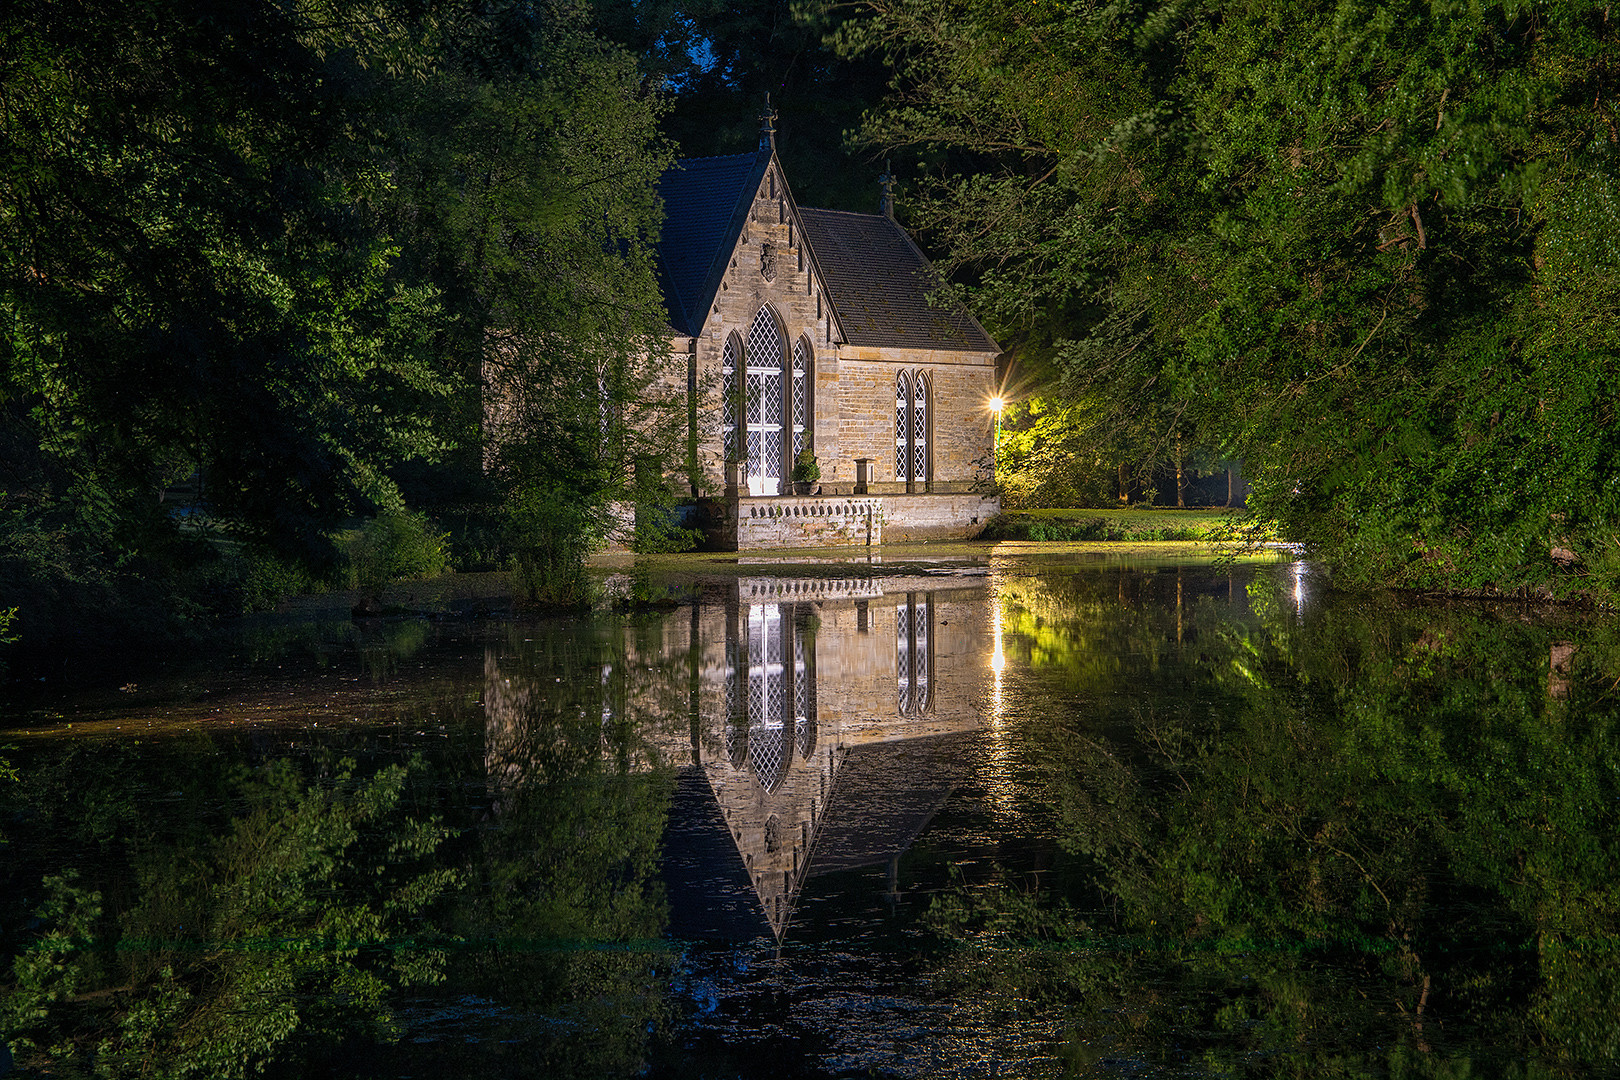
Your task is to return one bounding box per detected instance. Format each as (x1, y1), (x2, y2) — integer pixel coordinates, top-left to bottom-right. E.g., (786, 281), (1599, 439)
(2, 553), (1617, 1078)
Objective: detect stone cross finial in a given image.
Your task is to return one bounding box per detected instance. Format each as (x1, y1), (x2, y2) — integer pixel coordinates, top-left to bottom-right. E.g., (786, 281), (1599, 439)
(879, 161), (895, 218)
(759, 94), (778, 151)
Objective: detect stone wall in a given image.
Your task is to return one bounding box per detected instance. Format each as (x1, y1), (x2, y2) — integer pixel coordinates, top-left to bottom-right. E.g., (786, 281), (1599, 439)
(701, 491), (998, 549)
(832, 349), (996, 490)
(881, 493), (1000, 542)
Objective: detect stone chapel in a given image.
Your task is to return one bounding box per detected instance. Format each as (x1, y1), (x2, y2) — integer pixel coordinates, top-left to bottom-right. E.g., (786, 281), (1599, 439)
(658, 119), (1001, 549)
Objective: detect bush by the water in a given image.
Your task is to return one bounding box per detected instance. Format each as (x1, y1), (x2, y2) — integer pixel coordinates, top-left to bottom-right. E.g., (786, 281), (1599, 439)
(335, 510), (451, 596)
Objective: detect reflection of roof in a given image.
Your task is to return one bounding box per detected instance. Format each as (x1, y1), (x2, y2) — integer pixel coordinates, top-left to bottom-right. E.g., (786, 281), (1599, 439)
(806, 732), (969, 877)
(661, 767), (774, 941)
(797, 209), (998, 353)
(656, 152), (767, 336)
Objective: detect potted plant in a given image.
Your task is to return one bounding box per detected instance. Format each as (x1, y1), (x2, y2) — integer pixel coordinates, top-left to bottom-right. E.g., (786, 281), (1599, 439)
(791, 449), (820, 495)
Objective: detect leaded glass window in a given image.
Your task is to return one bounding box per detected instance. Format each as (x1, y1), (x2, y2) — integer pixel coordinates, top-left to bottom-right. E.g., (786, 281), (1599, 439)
(745, 308), (785, 495)
(792, 338), (812, 461)
(895, 372), (910, 485)
(911, 374), (929, 482)
(895, 370), (930, 486)
(721, 335), (739, 463)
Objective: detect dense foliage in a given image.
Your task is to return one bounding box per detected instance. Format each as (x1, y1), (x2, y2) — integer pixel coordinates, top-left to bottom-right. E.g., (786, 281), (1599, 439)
(0, 0), (677, 657)
(832, 0), (1620, 595)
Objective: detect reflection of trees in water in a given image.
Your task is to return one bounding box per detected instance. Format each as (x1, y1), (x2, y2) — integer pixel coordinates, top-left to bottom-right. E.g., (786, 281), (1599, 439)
(935, 570), (1620, 1074)
(5, 616), (685, 1079)
(2, 748), (459, 1079)
(468, 623), (680, 1073)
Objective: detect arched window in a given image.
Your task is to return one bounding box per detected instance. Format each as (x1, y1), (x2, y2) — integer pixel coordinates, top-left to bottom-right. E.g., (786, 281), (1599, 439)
(791, 337), (813, 463)
(720, 333), (741, 466)
(895, 370), (930, 490)
(744, 308), (785, 495)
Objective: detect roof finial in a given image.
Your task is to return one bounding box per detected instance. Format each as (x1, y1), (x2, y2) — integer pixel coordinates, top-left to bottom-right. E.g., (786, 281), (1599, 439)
(759, 94), (778, 152)
(879, 160), (895, 219)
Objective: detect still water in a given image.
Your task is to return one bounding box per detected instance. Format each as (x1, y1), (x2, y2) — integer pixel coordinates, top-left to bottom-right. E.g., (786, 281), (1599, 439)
(3, 554), (1618, 1078)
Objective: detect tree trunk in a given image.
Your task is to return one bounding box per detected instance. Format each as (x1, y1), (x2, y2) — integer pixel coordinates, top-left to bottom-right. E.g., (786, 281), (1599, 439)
(1175, 433), (1186, 508)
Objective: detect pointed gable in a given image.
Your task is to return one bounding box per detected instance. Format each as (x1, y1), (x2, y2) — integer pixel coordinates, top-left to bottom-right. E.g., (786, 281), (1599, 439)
(655, 150), (770, 336)
(657, 147), (999, 356)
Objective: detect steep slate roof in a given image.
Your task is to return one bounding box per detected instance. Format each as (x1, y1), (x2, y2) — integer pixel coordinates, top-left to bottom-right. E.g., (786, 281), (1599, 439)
(655, 148), (998, 353)
(655, 152), (767, 336)
(797, 208), (998, 353)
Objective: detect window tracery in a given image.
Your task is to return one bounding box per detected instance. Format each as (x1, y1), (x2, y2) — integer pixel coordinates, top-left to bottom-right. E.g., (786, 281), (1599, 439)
(895, 370), (930, 487)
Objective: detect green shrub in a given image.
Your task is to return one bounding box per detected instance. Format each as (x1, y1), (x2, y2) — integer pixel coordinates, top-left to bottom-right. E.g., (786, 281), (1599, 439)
(504, 486), (596, 607)
(238, 549), (320, 613)
(337, 509), (451, 595)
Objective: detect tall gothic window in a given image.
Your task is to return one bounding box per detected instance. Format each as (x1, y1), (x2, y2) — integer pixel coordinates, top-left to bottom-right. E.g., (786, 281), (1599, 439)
(791, 337), (813, 463)
(895, 370), (929, 489)
(721, 333), (741, 466)
(744, 307), (785, 495)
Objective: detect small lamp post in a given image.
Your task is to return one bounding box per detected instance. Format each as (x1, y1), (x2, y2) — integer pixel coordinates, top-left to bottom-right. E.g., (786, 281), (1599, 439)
(989, 396), (1005, 472)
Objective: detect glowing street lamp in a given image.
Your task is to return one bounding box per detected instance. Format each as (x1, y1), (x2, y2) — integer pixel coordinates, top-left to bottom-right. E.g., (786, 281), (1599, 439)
(988, 395), (1005, 473)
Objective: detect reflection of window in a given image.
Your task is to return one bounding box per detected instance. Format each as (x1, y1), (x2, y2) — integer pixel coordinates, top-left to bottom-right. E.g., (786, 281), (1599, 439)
(897, 592), (934, 717)
(725, 603), (816, 792)
(746, 604), (789, 790)
(794, 630), (816, 758)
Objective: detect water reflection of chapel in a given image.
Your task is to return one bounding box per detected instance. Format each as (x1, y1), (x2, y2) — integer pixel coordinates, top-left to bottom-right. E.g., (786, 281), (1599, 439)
(482, 575), (991, 941)
(686, 577), (987, 940)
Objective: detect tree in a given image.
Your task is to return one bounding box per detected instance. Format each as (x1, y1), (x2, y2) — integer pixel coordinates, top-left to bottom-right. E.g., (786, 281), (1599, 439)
(832, 0), (1620, 595)
(384, 1), (682, 598)
(0, 0), (684, 639)
(0, 0), (459, 558)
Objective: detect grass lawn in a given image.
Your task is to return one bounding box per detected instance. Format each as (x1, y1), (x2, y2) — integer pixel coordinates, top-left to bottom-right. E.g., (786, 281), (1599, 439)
(980, 507), (1277, 543)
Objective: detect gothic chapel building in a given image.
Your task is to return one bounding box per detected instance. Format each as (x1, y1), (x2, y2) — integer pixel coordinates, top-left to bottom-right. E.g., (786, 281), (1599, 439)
(658, 122), (1000, 548)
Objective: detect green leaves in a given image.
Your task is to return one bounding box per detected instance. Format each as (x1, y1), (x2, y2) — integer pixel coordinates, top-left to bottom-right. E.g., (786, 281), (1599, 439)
(838, 0), (1620, 593)
(0, 0), (465, 559)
